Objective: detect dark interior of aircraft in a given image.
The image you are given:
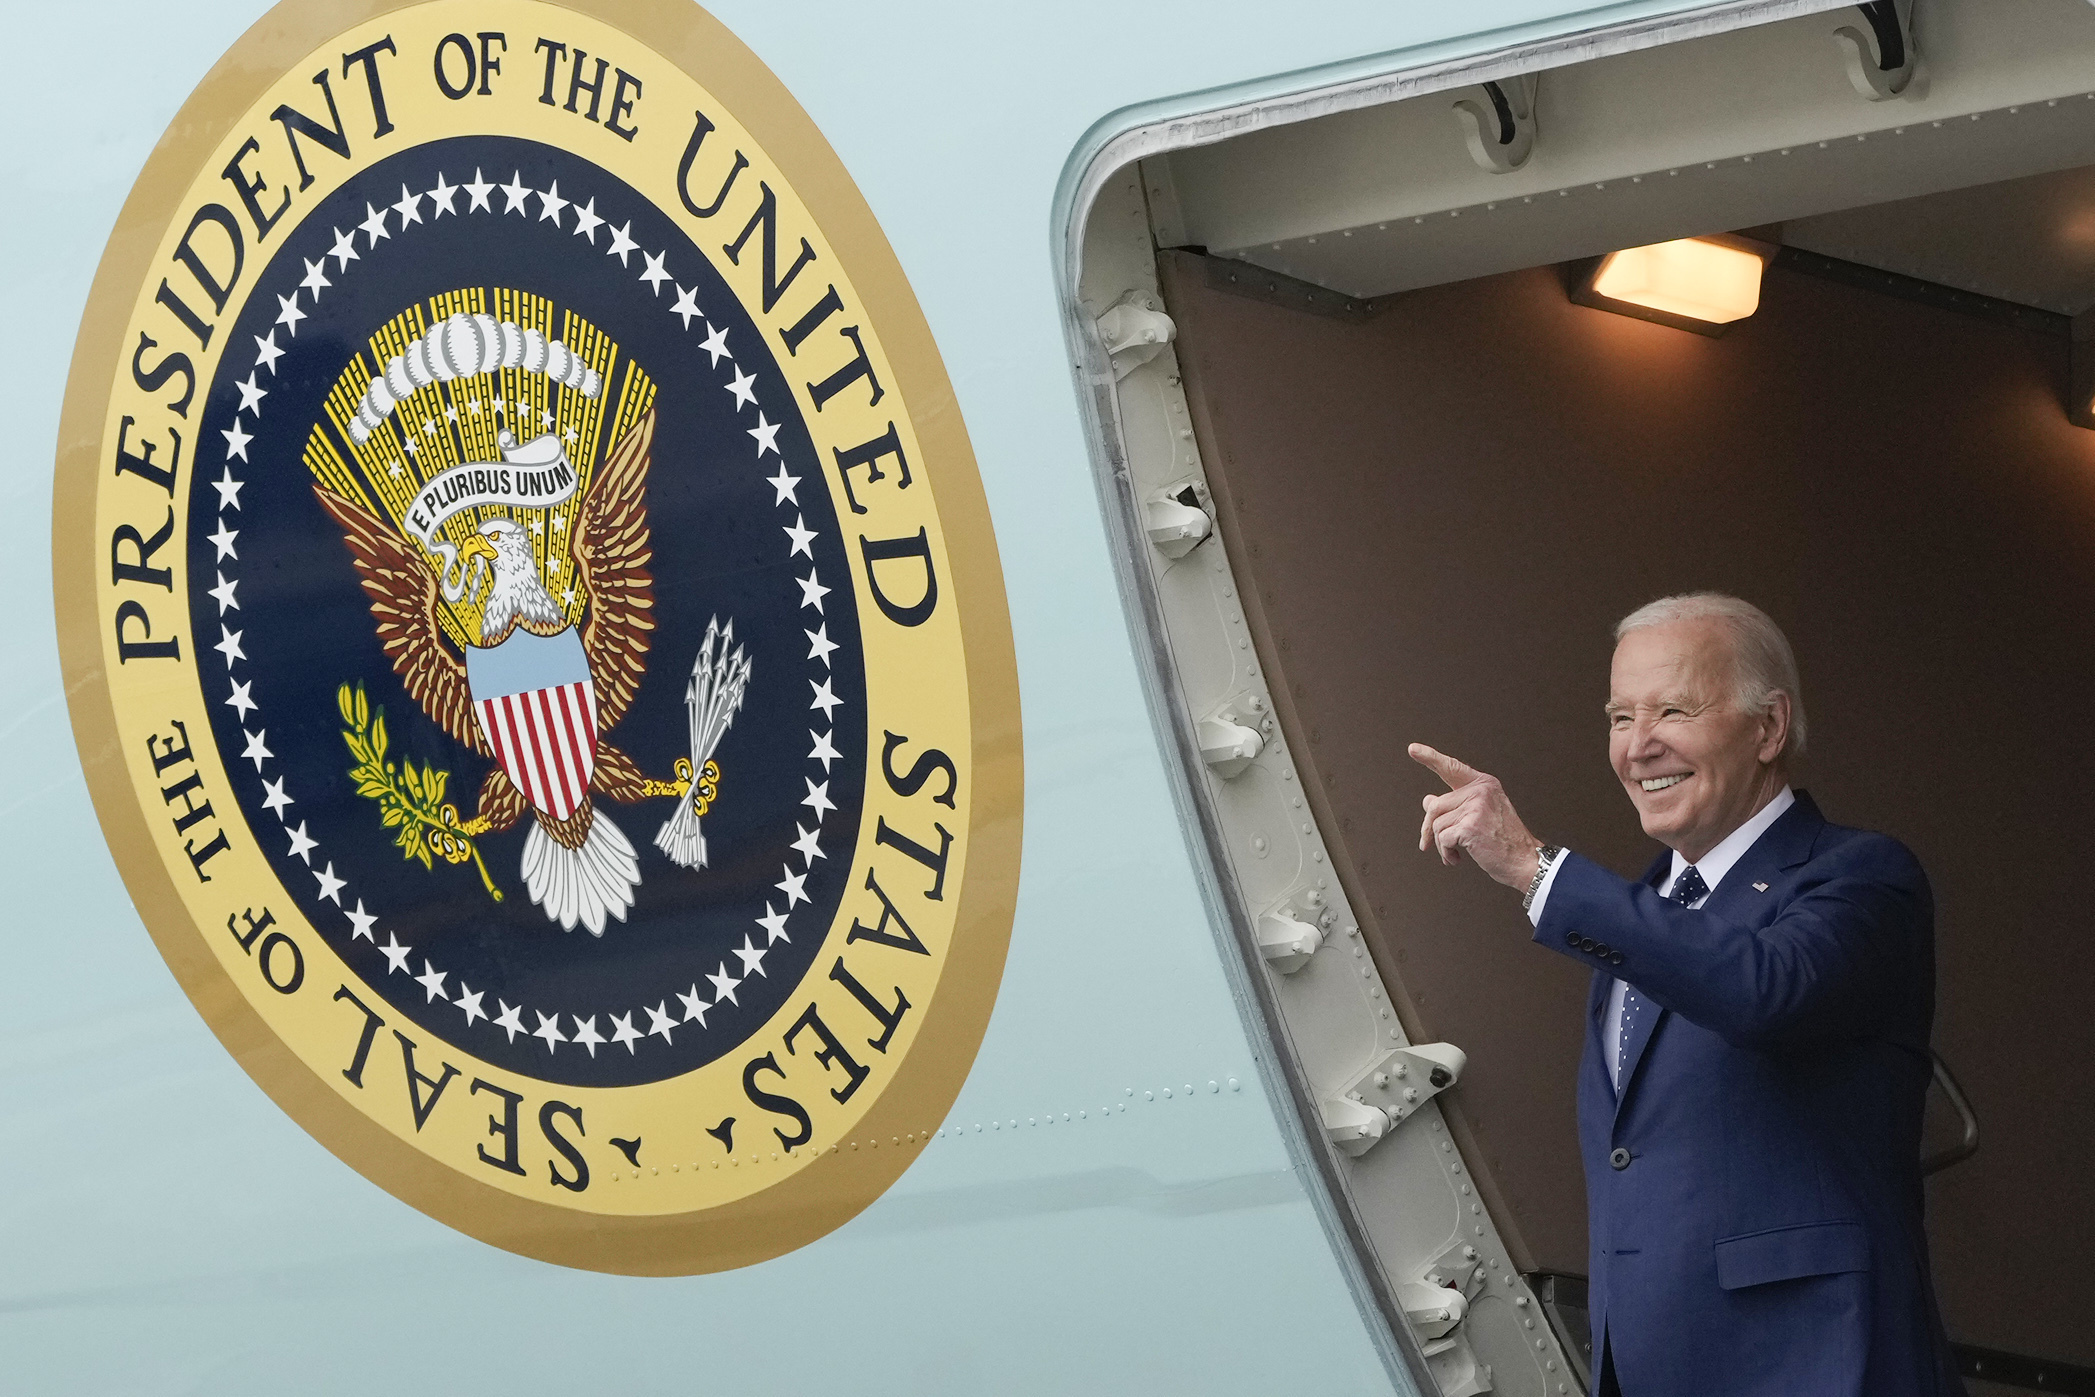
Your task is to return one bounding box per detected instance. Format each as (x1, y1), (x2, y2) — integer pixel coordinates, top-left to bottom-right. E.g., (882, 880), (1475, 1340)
(1155, 167), (2095, 1396)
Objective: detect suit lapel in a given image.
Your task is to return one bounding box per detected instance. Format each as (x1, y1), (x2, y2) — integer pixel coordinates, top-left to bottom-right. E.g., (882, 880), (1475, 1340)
(1755, 788), (1825, 874)
(1702, 791), (1826, 920)
(1587, 972), (1614, 1103)
(1613, 793), (1829, 1116)
(1609, 851), (1671, 1115)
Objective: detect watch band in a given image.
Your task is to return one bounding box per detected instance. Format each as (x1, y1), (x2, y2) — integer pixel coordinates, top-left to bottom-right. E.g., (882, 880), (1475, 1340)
(1523, 844), (1563, 912)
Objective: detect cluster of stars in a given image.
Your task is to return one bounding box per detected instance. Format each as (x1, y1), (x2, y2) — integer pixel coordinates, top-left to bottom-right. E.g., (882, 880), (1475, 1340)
(207, 164), (851, 1058)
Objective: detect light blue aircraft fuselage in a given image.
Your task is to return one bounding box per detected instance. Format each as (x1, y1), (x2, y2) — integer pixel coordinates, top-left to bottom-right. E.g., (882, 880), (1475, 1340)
(7, 2), (1930, 1394)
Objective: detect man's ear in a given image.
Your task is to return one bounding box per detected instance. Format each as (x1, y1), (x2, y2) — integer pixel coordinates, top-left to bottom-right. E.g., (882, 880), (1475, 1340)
(1757, 692), (1793, 764)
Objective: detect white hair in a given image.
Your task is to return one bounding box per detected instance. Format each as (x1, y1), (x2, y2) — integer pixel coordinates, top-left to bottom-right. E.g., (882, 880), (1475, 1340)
(1614, 592), (1807, 758)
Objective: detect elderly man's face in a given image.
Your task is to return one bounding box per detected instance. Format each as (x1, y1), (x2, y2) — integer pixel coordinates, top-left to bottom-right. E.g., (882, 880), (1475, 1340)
(1607, 618), (1788, 862)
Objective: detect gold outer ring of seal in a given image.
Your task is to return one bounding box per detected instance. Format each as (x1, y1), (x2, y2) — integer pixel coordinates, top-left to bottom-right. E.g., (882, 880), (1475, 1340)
(52, 0), (1022, 1276)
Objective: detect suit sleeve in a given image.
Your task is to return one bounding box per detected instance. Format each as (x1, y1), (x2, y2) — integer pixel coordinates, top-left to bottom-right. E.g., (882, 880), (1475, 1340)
(1531, 841), (1931, 1048)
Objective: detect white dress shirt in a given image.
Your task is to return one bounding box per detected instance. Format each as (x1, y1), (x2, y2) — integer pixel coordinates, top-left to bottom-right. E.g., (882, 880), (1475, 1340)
(1529, 787), (1795, 1087)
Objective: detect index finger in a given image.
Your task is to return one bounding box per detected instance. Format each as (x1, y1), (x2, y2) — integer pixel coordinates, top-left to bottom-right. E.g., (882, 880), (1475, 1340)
(1408, 742), (1482, 791)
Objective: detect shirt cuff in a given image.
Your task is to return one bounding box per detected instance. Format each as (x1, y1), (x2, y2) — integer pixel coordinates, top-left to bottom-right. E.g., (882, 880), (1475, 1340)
(1526, 850), (1569, 927)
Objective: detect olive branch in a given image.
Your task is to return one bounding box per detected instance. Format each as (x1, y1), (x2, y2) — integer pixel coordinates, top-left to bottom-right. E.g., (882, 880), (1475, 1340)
(337, 682), (502, 901)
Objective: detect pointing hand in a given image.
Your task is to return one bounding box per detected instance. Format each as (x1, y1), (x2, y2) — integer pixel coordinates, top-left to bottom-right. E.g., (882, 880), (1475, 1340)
(1409, 743), (1544, 892)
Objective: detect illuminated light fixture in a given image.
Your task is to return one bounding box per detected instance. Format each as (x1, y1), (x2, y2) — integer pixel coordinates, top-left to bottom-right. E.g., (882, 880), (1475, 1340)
(1570, 234), (1775, 337)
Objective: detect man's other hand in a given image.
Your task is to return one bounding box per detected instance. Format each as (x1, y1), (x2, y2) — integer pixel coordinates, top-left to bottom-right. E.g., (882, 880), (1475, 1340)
(1409, 743), (1544, 892)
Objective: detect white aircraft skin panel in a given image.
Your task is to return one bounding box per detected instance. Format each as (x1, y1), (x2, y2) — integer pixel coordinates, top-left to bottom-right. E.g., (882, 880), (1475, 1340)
(1166, 0), (2095, 298)
(5, 0), (1778, 1392)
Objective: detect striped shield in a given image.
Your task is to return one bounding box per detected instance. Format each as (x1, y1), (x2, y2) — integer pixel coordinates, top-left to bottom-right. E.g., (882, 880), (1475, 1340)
(464, 627), (598, 820)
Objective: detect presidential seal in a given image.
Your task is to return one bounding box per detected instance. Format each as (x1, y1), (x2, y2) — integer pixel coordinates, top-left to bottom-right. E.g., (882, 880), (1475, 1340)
(55, 0), (1019, 1274)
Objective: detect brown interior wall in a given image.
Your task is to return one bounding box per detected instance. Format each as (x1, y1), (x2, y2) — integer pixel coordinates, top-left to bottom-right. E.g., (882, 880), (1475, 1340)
(1159, 249), (2095, 1365)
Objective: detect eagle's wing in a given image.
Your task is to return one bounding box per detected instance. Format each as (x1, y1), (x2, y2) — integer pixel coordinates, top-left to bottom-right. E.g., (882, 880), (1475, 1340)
(313, 483), (488, 756)
(568, 407), (657, 731)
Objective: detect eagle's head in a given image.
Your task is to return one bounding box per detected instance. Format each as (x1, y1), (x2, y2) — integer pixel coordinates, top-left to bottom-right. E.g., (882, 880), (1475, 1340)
(471, 516), (563, 643)
(473, 517), (537, 579)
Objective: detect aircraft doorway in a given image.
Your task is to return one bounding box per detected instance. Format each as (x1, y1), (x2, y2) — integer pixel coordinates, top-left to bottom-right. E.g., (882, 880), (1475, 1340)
(1067, 3), (2095, 1393)
(1155, 218), (2095, 1395)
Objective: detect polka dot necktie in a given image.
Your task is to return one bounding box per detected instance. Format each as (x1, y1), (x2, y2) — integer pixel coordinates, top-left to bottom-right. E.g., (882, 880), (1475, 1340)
(1669, 864), (1709, 907)
(1620, 864), (1707, 1080)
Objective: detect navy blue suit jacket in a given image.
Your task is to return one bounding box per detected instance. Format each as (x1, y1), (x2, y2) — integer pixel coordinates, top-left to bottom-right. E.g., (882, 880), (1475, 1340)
(1533, 792), (1964, 1397)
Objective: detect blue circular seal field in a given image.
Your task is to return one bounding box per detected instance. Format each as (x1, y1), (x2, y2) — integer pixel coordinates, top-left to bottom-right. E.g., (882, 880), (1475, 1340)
(186, 135), (868, 1089)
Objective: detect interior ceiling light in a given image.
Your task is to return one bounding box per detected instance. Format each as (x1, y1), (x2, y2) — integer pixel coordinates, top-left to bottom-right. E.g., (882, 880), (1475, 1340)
(1571, 234), (1774, 336)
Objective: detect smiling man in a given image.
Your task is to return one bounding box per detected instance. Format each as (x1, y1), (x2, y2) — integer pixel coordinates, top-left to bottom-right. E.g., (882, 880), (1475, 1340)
(1410, 593), (1963, 1397)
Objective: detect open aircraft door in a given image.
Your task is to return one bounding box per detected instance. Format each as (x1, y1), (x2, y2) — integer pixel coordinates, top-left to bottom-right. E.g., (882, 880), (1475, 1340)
(1060, 2), (2095, 1394)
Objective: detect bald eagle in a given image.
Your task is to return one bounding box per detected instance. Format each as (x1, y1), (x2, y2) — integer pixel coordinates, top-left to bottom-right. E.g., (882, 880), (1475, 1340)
(315, 410), (677, 935)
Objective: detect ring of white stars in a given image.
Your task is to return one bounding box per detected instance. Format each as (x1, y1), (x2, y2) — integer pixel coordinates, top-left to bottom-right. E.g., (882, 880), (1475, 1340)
(206, 159), (853, 1061)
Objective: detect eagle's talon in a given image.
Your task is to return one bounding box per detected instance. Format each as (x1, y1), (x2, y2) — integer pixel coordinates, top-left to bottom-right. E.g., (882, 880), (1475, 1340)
(636, 758), (719, 816)
(693, 758), (721, 817)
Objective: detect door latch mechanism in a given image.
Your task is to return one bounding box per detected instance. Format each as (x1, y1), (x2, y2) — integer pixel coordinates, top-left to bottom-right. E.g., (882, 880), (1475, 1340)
(1324, 1042), (1467, 1156)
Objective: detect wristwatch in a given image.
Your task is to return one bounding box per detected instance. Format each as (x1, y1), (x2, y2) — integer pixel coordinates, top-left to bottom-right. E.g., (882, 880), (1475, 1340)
(1523, 844), (1563, 912)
